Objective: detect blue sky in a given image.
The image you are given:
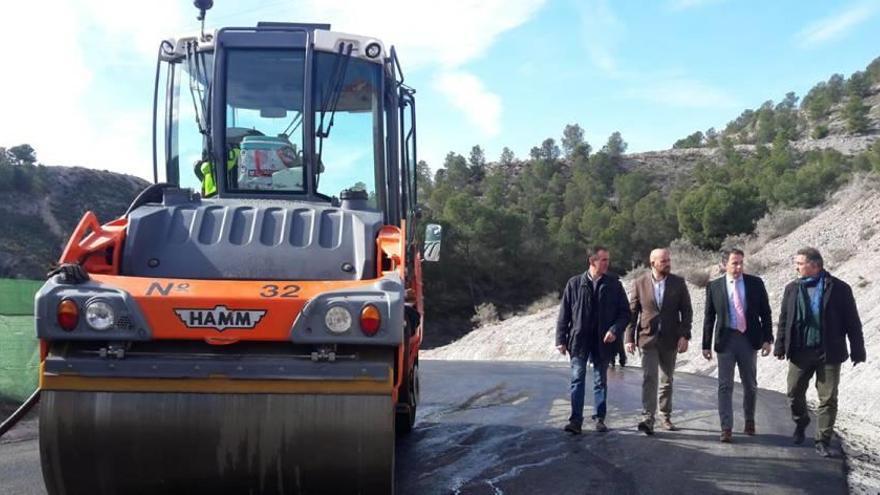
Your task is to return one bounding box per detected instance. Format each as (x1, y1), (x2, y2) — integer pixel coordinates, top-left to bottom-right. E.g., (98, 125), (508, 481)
(2, 0), (879, 180)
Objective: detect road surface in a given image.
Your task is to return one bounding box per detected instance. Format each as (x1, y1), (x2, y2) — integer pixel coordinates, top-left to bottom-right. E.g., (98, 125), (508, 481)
(1, 360), (847, 494)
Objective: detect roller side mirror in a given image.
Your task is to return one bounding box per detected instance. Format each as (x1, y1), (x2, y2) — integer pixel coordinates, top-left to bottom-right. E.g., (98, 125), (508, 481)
(423, 224), (442, 262)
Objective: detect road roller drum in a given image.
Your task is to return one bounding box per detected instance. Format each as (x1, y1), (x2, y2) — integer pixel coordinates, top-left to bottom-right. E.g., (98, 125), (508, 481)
(40, 390), (394, 494)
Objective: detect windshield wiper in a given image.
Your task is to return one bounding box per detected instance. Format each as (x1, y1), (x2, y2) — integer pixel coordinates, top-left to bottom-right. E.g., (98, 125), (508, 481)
(314, 42), (354, 189)
(185, 40), (214, 168)
(280, 111), (303, 139)
(185, 40), (211, 137)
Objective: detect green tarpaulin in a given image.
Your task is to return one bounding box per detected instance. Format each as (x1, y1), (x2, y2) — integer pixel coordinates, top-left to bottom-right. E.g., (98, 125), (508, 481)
(0, 279), (42, 402)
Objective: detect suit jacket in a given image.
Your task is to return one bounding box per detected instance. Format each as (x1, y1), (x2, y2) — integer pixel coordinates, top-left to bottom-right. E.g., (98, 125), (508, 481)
(625, 272), (693, 350)
(774, 272), (866, 364)
(702, 274), (773, 353)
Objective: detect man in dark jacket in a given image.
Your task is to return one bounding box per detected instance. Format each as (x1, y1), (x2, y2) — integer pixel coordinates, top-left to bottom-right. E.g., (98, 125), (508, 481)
(702, 249), (773, 443)
(556, 246), (630, 434)
(774, 247), (866, 458)
(625, 248), (693, 435)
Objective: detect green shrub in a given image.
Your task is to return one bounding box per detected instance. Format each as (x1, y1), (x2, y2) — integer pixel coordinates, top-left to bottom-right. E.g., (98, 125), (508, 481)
(811, 125), (829, 139)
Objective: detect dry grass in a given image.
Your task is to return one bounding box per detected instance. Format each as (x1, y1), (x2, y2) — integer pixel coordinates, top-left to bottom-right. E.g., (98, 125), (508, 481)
(668, 239), (719, 288)
(836, 173), (880, 203)
(745, 255), (771, 276)
(471, 302), (500, 327)
(679, 267), (713, 288)
(624, 266), (650, 283)
(525, 292), (560, 314)
(826, 247), (856, 270)
(718, 206), (821, 275)
(752, 208), (817, 247)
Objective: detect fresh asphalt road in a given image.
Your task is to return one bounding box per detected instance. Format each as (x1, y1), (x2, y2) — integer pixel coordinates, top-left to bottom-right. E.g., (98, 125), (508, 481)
(1, 360), (847, 494)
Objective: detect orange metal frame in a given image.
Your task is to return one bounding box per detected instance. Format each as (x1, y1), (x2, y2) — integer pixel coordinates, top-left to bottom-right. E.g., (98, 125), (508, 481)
(59, 212), (127, 275)
(45, 212), (425, 405)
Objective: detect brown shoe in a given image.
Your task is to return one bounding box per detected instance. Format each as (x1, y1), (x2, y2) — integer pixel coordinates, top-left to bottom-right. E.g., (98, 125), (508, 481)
(744, 421), (756, 436)
(720, 429), (733, 443)
(661, 419), (679, 431)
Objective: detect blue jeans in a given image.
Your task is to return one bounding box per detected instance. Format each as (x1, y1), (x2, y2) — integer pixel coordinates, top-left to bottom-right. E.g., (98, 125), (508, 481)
(569, 350), (608, 425)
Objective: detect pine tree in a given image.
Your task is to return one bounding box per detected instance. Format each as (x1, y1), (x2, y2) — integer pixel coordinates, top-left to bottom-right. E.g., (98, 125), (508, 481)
(844, 96), (870, 134)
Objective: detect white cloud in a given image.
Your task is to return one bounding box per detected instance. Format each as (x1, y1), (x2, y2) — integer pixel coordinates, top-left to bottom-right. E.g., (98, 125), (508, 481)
(0, 3), (93, 167)
(289, 0), (545, 139)
(575, 0), (625, 76)
(2, 1), (543, 176)
(78, 0), (189, 60)
(667, 0), (726, 11)
(291, 0), (546, 70)
(796, 2), (880, 48)
(623, 77), (739, 109)
(0, 1), (190, 179)
(573, 1), (736, 111)
(434, 71), (502, 137)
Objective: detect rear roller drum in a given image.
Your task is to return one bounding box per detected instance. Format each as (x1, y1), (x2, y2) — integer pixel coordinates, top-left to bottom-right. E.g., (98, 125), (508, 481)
(39, 390), (395, 495)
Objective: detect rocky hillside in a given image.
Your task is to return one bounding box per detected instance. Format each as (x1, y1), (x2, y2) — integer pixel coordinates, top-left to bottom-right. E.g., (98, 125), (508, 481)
(423, 174), (880, 493)
(0, 164), (148, 279)
(623, 67), (880, 191)
(622, 134), (879, 192)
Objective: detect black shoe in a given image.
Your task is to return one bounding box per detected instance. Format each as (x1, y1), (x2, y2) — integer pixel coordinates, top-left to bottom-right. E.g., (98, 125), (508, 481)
(564, 421), (582, 435)
(595, 419), (609, 433)
(793, 426), (806, 445)
(637, 421), (654, 436)
(815, 442), (832, 458)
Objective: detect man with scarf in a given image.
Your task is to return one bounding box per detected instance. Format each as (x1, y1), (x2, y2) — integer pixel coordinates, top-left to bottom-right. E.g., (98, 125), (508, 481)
(774, 247), (866, 457)
(556, 246), (630, 434)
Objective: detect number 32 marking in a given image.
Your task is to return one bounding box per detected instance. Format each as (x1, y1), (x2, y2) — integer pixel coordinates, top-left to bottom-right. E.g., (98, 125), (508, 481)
(260, 284), (301, 298)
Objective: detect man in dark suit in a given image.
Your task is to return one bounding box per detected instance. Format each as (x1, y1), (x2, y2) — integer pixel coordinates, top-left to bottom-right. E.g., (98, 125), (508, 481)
(774, 247), (866, 458)
(625, 248), (693, 435)
(556, 246), (630, 435)
(702, 248), (773, 443)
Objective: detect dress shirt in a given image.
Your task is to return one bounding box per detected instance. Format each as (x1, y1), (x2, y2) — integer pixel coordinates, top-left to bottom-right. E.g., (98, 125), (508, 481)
(652, 274), (666, 309)
(726, 275), (746, 330)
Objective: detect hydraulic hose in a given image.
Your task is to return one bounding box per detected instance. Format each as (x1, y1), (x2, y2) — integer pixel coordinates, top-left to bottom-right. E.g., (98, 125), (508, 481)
(0, 389), (40, 438)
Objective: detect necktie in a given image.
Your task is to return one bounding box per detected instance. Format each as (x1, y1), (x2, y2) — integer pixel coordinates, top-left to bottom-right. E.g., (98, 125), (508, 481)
(733, 280), (746, 333)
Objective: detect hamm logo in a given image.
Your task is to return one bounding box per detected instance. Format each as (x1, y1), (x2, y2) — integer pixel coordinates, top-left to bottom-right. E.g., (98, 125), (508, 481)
(174, 306), (267, 332)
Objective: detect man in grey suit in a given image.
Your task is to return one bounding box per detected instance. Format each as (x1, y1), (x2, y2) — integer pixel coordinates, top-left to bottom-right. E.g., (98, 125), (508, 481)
(702, 249), (773, 443)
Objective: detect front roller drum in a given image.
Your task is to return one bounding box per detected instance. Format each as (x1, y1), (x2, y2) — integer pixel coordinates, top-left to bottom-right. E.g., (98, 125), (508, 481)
(39, 390), (394, 495)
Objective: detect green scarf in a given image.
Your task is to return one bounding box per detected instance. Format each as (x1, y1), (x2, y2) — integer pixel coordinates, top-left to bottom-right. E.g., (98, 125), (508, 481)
(796, 283), (822, 348)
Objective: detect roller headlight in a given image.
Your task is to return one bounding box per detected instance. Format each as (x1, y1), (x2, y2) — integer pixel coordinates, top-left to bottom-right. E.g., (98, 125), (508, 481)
(325, 306), (352, 334)
(85, 301), (115, 331)
(365, 42), (381, 58)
